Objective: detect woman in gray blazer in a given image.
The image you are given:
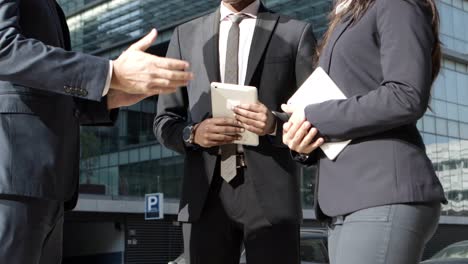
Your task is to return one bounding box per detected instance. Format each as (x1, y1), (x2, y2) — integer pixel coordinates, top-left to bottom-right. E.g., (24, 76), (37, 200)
(282, 0), (447, 263)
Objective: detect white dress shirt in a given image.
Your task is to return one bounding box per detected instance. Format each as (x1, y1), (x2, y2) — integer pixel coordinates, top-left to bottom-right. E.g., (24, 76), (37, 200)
(219, 0), (260, 85)
(218, 0), (276, 151)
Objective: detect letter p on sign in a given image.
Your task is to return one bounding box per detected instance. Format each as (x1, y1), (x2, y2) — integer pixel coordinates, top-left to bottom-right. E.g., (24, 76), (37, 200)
(145, 193), (164, 220)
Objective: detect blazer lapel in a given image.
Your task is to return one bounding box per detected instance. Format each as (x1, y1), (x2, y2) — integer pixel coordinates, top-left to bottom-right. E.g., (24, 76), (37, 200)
(244, 5), (279, 86)
(55, 2), (71, 50)
(203, 8), (221, 84)
(323, 17), (352, 73)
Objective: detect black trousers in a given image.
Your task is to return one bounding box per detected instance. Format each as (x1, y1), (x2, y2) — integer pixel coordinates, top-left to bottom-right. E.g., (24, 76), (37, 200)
(0, 195), (64, 264)
(184, 163), (300, 264)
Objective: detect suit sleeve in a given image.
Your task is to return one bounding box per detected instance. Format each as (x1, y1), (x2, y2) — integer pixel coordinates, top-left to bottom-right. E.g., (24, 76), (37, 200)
(154, 27), (189, 154)
(0, 0), (109, 101)
(304, 0), (434, 140)
(270, 23), (317, 147)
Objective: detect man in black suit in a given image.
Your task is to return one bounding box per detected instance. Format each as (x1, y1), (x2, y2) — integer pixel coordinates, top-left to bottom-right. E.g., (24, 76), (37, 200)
(0, 0), (192, 263)
(154, 0), (316, 263)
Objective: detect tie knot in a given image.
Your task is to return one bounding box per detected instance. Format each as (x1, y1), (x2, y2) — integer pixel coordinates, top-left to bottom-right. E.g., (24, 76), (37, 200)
(229, 13), (246, 24)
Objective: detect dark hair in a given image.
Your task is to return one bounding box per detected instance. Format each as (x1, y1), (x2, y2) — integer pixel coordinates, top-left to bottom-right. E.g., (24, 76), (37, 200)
(318, 0), (441, 83)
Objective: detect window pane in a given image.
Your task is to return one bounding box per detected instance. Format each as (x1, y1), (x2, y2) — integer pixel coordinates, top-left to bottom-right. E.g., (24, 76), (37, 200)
(447, 103), (459, 121)
(458, 73), (468, 106)
(448, 121), (460, 138)
(446, 70), (458, 103)
(436, 118), (448, 136)
(434, 99), (448, 119)
(424, 116), (436, 133)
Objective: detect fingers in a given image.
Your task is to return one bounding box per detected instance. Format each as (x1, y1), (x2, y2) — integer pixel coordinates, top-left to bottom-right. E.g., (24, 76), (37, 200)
(128, 29), (158, 51)
(283, 121), (292, 134)
(302, 136), (325, 154)
(207, 123), (244, 135)
(234, 114), (264, 135)
(153, 57), (191, 71)
(195, 118), (244, 147)
(196, 134), (239, 148)
(153, 67), (193, 81)
(233, 103), (271, 134)
(285, 115), (305, 142)
(148, 78), (190, 90)
(237, 103), (264, 112)
(283, 117), (306, 147)
(287, 122), (311, 150)
(210, 117), (243, 127)
(234, 109), (266, 126)
(145, 67), (193, 90)
(282, 121), (325, 154)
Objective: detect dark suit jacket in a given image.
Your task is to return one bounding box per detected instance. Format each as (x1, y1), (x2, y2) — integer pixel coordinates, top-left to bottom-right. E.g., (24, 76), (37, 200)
(154, 5), (316, 223)
(0, 0), (115, 209)
(299, 0), (446, 219)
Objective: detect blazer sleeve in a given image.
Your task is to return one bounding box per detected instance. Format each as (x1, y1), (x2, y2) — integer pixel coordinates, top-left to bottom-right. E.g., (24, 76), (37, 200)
(154, 26), (189, 154)
(304, 0), (434, 140)
(270, 22), (317, 147)
(0, 0), (109, 101)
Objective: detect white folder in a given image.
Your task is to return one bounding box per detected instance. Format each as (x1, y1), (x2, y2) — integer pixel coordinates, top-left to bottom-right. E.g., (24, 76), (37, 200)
(287, 67), (351, 160)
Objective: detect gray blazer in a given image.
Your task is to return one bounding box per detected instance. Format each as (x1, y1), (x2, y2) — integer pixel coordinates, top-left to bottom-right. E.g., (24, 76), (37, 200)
(300, 0), (446, 219)
(154, 5), (316, 223)
(0, 0), (115, 209)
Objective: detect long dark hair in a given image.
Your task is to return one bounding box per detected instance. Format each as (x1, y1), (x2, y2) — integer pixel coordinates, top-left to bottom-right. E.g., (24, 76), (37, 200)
(318, 0), (441, 83)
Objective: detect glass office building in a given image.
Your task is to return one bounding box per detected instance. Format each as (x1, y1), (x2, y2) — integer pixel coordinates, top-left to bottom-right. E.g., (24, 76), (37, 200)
(57, 0), (468, 263)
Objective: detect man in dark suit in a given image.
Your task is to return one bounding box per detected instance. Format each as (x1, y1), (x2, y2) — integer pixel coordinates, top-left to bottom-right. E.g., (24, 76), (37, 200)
(0, 0), (192, 263)
(154, 0), (316, 263)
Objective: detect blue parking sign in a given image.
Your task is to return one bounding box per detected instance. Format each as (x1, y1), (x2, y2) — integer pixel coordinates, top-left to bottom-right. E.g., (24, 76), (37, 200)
(145, 193), (164, 220)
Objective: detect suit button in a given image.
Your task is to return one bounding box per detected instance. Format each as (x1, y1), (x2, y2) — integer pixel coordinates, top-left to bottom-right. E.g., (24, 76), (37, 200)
(74, 108), (80, 118)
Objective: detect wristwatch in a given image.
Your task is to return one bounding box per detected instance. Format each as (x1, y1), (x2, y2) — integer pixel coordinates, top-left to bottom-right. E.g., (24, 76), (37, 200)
(183, 124), (197, 144)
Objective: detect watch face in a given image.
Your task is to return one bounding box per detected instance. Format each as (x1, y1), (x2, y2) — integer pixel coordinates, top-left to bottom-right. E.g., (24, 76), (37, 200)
(183, 126), (192, 142)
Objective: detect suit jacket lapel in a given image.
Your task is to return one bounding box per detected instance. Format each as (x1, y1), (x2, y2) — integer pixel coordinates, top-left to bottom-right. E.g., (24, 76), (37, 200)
(323, 17), (352, 73)
(55, 2), (71, 50)
(244, 5), (279, 86)
(203, 8), (221, 84)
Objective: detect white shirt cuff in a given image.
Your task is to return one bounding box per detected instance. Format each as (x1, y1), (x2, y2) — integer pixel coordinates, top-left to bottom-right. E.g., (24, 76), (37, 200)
(102, 60), (113, 97)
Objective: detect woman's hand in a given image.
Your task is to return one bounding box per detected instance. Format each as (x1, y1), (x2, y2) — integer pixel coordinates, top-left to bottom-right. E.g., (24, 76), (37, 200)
(282, 104), (324, 154)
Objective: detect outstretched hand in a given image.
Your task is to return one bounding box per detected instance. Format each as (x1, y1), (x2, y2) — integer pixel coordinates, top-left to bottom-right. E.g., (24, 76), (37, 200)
(110, 29), (193, 95)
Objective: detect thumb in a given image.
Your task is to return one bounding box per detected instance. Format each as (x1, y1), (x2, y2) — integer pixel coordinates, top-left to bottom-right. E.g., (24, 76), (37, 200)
(281, 104), (295, 114)
(128, 29), (158, 51)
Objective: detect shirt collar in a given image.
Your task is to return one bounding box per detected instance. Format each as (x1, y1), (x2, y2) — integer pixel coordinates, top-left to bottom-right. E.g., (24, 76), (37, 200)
(220, 0), (260, 21)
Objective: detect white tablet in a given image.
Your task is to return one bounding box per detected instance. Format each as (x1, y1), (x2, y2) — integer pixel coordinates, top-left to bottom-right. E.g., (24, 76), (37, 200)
(210, 82), (259, 146)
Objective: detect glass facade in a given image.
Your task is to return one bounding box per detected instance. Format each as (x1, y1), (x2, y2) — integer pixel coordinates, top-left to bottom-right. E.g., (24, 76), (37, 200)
(59, 0), (468, 215)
